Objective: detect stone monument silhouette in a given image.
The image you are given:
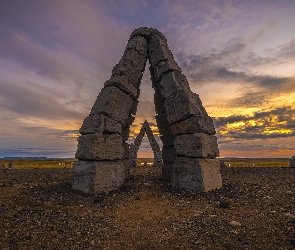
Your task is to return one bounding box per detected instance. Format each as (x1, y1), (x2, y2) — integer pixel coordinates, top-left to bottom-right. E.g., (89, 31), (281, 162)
(73, 27), (222, 194)
(129, 120), (163, 167)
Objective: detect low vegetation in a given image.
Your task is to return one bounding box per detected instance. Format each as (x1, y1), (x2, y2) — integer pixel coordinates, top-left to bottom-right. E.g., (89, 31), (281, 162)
(0, 157), (291, 169)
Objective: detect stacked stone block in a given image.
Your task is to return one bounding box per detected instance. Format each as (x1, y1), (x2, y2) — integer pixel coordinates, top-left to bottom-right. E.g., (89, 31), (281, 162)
(147, 28), (222, 192)
(73, 33), (148, 194)
(129, 120), (163, 167)
(73, 27), (222, 194)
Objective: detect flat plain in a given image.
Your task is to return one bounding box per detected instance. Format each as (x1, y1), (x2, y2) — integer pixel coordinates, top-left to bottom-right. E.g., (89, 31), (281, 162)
(0, 158), (294, 249)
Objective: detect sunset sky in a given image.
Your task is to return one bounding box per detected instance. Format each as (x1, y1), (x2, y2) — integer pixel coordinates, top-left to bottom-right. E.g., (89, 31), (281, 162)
(0, 0), (294, 158)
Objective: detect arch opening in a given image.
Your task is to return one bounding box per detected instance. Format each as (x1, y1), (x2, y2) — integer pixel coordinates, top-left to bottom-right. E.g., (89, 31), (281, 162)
(129, 120), (163, 168)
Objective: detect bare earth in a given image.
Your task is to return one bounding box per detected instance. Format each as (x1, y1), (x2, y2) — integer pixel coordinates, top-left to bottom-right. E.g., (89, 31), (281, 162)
(0, 166), (294, 249)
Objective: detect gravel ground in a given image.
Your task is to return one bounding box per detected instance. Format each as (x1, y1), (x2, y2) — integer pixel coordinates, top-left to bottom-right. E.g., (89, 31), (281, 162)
(0, 166), (294, 250)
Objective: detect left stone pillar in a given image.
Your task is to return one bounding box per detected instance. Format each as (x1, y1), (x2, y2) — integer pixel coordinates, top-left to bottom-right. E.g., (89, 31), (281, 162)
(73, 35), (148, 194)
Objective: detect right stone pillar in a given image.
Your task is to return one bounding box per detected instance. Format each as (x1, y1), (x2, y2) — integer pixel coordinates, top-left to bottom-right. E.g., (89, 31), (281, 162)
(145, 27), (222, 192)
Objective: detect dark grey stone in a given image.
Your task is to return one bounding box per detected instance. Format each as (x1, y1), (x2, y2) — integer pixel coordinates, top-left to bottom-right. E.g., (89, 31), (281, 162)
(174, 133), (219, 158)
(79, 113), (122, 135)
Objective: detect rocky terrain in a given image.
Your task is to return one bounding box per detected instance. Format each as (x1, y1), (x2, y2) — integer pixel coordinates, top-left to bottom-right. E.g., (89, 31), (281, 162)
(0, 165), (294, 249)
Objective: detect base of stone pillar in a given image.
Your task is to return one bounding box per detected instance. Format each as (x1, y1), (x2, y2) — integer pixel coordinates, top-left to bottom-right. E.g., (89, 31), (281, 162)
(73, 160), (129, 194)
(171, 157), (222, 192)
(161, 163), (174, 180)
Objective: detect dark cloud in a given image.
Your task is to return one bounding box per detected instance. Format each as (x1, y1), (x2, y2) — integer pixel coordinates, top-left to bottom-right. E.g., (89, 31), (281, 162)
(214, 105), (295, 141)
(0, 80), (85, 120)
(179, 37), (295, 96)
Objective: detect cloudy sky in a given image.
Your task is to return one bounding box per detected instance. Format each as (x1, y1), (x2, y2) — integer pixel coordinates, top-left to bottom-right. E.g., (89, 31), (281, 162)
(0, 0), (294, 158)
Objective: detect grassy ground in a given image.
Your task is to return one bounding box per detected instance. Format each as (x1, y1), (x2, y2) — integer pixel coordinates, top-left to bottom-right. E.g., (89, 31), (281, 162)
(0, 157), (291, 169)
(219, 158), (290, 168)
(0, 158), (75, 169)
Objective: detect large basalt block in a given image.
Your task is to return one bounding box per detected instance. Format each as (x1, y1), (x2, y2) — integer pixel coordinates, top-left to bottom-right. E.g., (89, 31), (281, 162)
(149, 44), (175, 68)
(122, 49), (147, 73)
(104, 75), (140, 100)
(112, 59), (143, 84)
(171, 115), (216, 135)
(155, 114), (171, 136)
(164, 90), (208, 124)
(160, 134), (175, 147)
(73, 160), (129, 194)
(130, 100), (139, 115)
(90, 86), (133, 125)
(158, 71), (190, 99)
(76, 133), (126, 160)
(162, 146), (176, 164)
(174, 133), (219, 158)
(79, 114), (122, 135)
(171, 157), (222, 192)
(126, 35), (148, 56)
(154, 85), (166, 115)
(154, 60), (181, 82)
(162, 163), (174, 181)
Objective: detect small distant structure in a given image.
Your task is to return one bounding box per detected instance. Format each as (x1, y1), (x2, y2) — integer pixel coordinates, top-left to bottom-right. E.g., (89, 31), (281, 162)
(8, 162), (15, 169)
(289, 156), (295, 168)
(129, 120), (163, 167)
(0, 164), (5, 170)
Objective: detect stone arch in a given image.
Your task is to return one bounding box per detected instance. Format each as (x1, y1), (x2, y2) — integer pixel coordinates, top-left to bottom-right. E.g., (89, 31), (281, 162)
(73, 27), (222, 194)
(129, 120), (163, 167)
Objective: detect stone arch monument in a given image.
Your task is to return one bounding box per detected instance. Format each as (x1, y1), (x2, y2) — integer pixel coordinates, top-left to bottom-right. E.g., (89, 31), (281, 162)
(129, 120), (163, 167)
(73, 27), (222, 194)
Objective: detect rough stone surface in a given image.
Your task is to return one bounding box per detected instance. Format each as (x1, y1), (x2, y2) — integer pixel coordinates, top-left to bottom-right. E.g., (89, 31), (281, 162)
(0, 164), (5, 170)
(112, 58), (144, 84)
(104, 75), (139, 100)
(126, 35), (148, 57)
(76, 134), (126, 160)
(171, 157), (222, 192)
(122, 49), (147, 73)
(162, 146), (176, 164)
(130, 100), (139, 115)
(124, 115), (135, 128)
(148, 34), (168, 54)
(289, 156), (295, 168)
(79, 114), (122, 135)
(154, 60), (181, 82)
(174, 133), (219, 158)
(72, 160), (129, 194)
(165, 90), (209, 124)
(160, 134), (175, 147)
(153, 84), (166, 115)
(162, 163), (174, 180)
(149, 45), (174, 68)
(121, 127), (130, 141)
(90, 86), (133, 125)
(170, 114), (216, 135)
(149, 34), (175, 68)
(158, 71), (190, 99)
(155, 114), (171, 136)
